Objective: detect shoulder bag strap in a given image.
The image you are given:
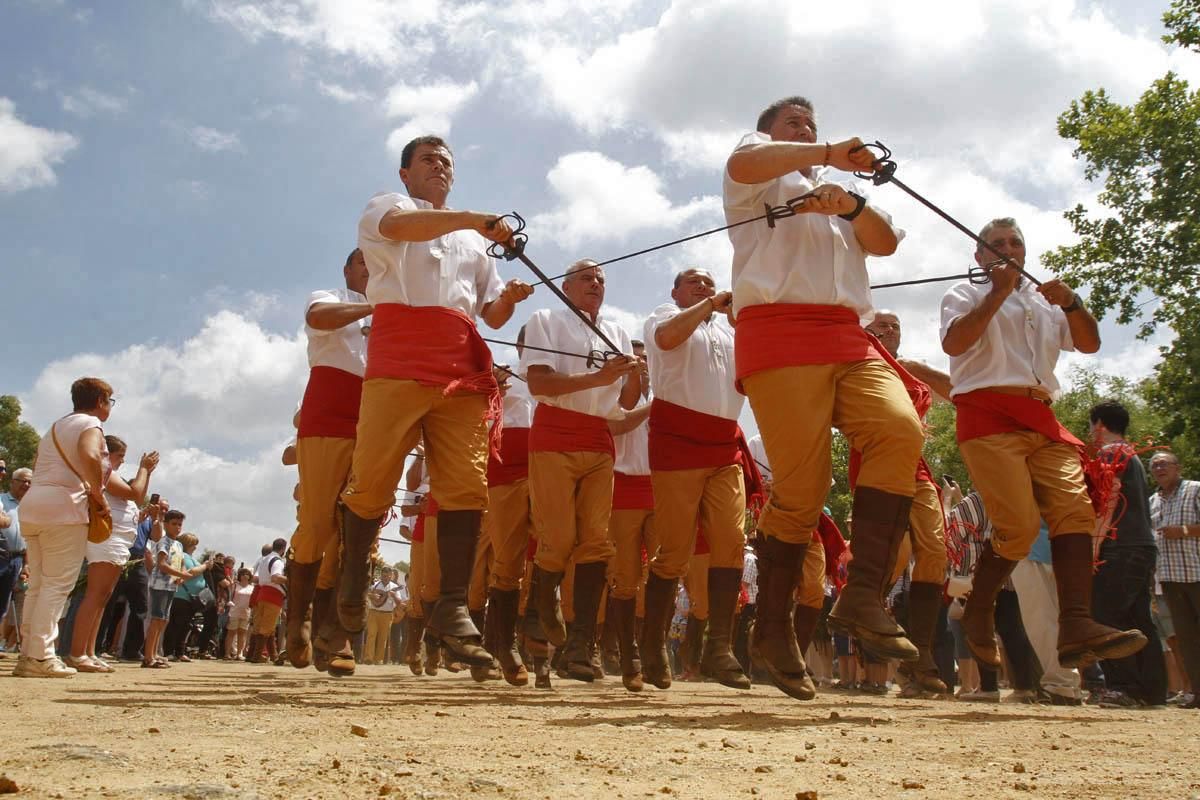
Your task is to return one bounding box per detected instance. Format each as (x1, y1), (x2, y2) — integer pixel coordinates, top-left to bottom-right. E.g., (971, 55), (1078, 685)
(50, 419), (90, 494)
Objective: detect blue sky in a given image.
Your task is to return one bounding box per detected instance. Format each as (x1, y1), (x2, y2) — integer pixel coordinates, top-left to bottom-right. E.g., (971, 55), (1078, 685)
(3, 0), (1194, 565)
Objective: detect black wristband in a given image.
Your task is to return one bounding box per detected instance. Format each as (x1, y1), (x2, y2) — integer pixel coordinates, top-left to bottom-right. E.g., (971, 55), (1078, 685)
(839, 192), (867, 221)
(1064, 295), (1083, 313)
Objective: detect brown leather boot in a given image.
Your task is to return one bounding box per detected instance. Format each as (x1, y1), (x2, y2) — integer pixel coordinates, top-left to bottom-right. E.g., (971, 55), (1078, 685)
(313, 587), (356, 677)
(639, 572), (679, 690)
(600, 597), (621, 675)
(337, 506), (382, 633)
(285, 560), (320, 669)
(562, 561), (607, 682)
(701, 567), (751, 690)
(532, 565), (567, 647)
(680, 614), (705, 680)
(404, 615), (425, 676)
(828, 487), (919, 661)
(428, 511), (492, 667)
(751, 536), (816, 700)
(247, 635), (265, 663)
(311, 587), (332, 673)
(489, 588), (529, 686)
(610, 596), (643, 692)
(792, 603), (821, 655)
(423, 628), (439, 676)
(960, 541), (1018, 667)
(1052, 533), (1148, 668)
(469, 607), (498, 682)
(898, 581), (948, 696)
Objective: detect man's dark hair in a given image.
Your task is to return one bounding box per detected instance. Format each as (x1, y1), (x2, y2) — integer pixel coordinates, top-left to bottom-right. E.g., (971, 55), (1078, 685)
(272, 537), (288, 553)
(71, 377), (113, 412)
(1090, 399), (1130, 436)
(631, 339), (644, 349)
(261, 543), (273, 556)
(164, 509), (186, 524)
(673, 267), (713, 289)
(757, 96), (815, 134)
(400, 135), (451, 169)
(344, 248), (361, 270)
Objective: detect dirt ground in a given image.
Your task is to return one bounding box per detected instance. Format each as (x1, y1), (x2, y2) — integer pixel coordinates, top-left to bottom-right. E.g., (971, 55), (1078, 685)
(1, 659), (1197, 800)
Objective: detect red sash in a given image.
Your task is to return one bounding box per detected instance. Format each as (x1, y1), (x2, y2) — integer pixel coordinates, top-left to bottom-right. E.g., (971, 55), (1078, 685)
(365, 304), (503, 458)
(815, 513), (848, 589)
(258, 585), (285, 608)
(529, 403), (614, 457)
(297, 366), (363, 439)
(734, 304), (880, 392)
(954, 390), (1083, 449)
(487, 427), (530, 487)
(848, 333), (934, 488)
(613, 472), (654, 510)
(647, 398), (765, 510)
(411, 496), (439, 544)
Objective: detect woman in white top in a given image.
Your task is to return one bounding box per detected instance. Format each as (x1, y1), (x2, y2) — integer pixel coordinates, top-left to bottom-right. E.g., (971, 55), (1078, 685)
(66, 434), (159, 673)
(226, 569), (254, 660)
(14, 377), (114, 678)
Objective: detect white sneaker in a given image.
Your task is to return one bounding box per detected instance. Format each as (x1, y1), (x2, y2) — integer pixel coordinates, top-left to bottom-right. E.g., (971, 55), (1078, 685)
(13, 655), (76, 678)
(958, 689), (1000, 702)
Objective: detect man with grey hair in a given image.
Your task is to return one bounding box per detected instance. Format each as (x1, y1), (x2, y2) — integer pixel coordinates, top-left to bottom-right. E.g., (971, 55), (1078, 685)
(641, 267), (756, 693)
(1149, 450), (1200, 709)
(521, 259), (640, 683)
(941, 216), (1146, 673)
(0, 467), (31, 641)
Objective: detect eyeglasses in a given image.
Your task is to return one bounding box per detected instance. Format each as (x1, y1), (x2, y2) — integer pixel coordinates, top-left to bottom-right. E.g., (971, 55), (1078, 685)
(105, 396), (118, 407)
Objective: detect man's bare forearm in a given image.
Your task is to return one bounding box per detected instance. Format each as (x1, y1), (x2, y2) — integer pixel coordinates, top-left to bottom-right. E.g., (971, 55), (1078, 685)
(942, 293), (1005, 356)
(378, 208), (482, 243)
(307, 302), (372, 331)
(726, 142), (827, 185)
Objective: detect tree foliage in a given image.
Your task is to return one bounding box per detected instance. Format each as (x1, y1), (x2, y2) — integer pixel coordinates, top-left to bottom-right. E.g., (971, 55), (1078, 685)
(0, 395), (40, 490)
(1043, 3), (1200, 472)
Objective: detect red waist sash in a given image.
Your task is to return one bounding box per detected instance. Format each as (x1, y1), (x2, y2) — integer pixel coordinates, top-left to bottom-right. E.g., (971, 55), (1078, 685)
(613, 472), (654, 510)
(298, 366), (363, 439)
(954, 390), (1082, 448)
(648, 398), (739, 470)
(258, 585), (285, 607)
(734, 304), (880, 392)
(488, 427), (530, 486)
(647, 398), (765, 508)
(816, 513), (848, 589)
(529, 403), (614, 457)
(411, 495), (439, 544)
(365, 303), (502, 458)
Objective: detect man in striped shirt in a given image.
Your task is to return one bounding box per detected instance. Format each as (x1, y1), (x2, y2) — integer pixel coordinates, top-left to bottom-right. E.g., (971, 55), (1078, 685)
(1149, 452), (1200, 710)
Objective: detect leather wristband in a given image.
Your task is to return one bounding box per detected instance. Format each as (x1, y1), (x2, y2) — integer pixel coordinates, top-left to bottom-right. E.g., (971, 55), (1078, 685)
(1064, 295), (1083, 313)
(839, 192), (867, 221)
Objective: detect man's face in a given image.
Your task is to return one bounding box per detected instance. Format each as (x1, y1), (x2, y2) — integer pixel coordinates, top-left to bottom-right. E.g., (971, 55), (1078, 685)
(164, 518), (184, 539)
(1150, 456), (1181, 489)
(10, 472), (32, 501)
(344, 249), (369, 295)
(866, 312), (901, 357)
(671, 269), (716, 309)
(400, 144), (454, 205)
(976, 225), (1026, 269)
(563, 265), (606, 316)
(766, 104), (817, 144)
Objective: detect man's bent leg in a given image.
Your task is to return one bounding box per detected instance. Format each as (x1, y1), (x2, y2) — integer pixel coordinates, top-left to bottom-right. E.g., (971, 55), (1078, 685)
(338, 380), (430, 632)
(828, 359), (924, 660)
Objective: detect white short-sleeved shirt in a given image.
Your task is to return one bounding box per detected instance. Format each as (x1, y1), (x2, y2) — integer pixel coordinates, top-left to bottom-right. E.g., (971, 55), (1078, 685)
(369, 579), (401, 613)
(256, 553), (286, 596)
(747, 434), (770, 481)
(357, 192), (504, 318)
(520, 308), (634, 420)
(305, 287), (369, 376)
(939, 279), (1074, 399)
(643, 303), (742, 420)
(102, 488), (139, 548)
(614, 400), (651, 476)
(722, 131), (903, 320)
(501, 372), (535, 428)
(20, 413), (110, 527)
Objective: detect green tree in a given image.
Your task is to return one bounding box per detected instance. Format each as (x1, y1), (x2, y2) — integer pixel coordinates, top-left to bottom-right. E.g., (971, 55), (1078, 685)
(0, 395), (41, 490)
(1045, 3), (1200, 472)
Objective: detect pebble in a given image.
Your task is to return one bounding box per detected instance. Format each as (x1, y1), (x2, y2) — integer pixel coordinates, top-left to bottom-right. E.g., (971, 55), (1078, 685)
(351, 725), (369, 738)
(902, 780), (925, 790)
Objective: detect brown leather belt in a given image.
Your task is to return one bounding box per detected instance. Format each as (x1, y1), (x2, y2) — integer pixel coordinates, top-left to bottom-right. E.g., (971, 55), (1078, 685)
(978, 385), (1052, 405)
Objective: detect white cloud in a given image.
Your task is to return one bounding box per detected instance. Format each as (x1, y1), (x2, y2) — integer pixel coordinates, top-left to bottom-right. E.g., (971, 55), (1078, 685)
(60, 86), (130, 117)
(20, 309), (309, 565)
(382, 79), (478, 163)
(600, 303), (648, 342)
(0, 97), (78, 193)
(210, 0), (441, 68)
(317, 81), (371, 103)
(530, 151), (720, 249)
(188, 125), (243, 153)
